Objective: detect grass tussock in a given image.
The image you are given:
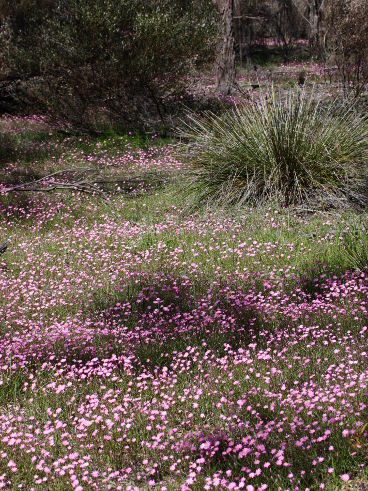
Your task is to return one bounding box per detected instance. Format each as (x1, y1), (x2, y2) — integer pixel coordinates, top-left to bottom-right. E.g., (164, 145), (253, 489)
(182, 87), (368, 208)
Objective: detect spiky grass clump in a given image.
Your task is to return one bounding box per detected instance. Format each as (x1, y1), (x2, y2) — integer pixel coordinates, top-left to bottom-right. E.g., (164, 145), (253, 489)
(182, 88), (368, 207)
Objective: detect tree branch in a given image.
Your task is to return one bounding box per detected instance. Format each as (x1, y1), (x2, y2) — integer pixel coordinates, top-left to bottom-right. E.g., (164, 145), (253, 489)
(2, 168), (172, 197)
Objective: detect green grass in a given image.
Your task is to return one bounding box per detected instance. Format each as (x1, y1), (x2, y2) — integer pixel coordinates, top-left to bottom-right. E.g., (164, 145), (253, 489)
(1, 120), (368, 490)
(338, 220), (368, 271)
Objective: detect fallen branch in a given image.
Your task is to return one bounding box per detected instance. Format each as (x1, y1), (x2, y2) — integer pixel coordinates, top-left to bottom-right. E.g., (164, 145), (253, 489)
(2, 167), (172, 197)
(2, 167), (104, 195)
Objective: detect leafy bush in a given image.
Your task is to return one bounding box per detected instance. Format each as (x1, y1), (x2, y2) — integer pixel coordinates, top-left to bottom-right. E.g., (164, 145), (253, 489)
(182, 88), (368, 208)
(0, 0), (218, 132)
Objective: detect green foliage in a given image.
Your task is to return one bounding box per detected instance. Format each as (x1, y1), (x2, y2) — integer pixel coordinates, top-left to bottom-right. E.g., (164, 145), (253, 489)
(0, 0), (218, 131)
(182, 88), (368, 208)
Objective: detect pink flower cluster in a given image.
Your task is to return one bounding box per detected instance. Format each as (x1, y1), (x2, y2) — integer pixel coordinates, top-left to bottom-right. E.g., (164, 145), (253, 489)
(0, 117), (367, 490)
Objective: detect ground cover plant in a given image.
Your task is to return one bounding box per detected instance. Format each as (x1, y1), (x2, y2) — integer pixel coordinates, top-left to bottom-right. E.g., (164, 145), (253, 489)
(0, 112), (367, 490)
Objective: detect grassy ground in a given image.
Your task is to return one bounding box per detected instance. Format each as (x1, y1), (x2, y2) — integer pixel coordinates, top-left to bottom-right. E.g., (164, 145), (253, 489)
(0, 112), (367, 490)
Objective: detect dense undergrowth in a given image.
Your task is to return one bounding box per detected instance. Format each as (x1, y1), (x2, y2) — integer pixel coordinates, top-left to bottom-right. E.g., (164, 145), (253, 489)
(0, 112), (367, 490)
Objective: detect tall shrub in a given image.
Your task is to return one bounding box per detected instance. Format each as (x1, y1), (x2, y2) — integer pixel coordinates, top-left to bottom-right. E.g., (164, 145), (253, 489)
(0, 0), (218, 131)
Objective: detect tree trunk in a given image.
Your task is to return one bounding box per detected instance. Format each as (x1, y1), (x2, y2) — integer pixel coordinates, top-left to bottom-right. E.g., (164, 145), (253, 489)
(234, 0), (243, 69)
(309, 0), (324, 55)
(215, 0), (236, 95)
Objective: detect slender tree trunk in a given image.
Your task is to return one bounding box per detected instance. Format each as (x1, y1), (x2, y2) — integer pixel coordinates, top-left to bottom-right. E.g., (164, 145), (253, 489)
(309, 0), (324, 55)
(215, 0), (236, 95)
(234, 0), (243, 69)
